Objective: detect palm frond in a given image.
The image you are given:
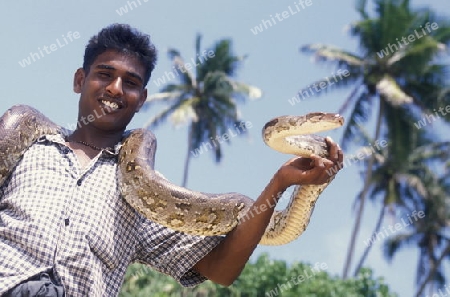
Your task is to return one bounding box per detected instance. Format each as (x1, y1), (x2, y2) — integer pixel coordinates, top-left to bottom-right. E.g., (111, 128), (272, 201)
(376, 75), (413, 105)
(230, 81), (262, 101)
(395, 173), (428, 199)
(341, 91), (373, 149)
(145, 91), (183, 103)
(197, 39), (244, 80)
(167, 48), (196, 87)
(143, 96), (197, 129)
(300, 44), (365, 67)
(384, 232), (417, 261)
(338, 79), (365, 114)
(355, 0), (369, 19)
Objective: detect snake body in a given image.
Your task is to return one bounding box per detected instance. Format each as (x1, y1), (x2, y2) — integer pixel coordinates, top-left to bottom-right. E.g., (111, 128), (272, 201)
(0, 105), (343, 245)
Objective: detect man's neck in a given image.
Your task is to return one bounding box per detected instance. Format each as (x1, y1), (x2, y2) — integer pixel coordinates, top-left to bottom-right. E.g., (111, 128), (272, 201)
(68, 127), (124, 150)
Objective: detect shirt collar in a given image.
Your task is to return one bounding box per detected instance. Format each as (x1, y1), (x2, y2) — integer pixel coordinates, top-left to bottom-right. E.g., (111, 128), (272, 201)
(40, 131), (123, 157)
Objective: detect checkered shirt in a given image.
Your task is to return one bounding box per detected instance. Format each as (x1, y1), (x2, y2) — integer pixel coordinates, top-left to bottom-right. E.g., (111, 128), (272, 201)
(0, 133), (223, 296)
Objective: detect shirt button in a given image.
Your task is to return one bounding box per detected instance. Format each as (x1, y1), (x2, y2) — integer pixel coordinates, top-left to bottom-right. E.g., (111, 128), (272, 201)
(77, 179), (82, 186)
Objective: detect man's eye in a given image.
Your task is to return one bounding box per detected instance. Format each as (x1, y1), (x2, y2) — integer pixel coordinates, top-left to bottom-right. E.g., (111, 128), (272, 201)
(98, 72), (111, 78)
(126, 80), (138, 87)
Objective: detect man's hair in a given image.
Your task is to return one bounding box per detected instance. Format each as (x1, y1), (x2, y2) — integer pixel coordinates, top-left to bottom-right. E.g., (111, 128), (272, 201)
(83, 23), (157, 86)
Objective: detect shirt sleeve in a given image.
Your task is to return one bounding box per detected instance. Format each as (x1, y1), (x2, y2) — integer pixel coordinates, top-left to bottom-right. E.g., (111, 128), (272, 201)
(134, 215), (224, 287)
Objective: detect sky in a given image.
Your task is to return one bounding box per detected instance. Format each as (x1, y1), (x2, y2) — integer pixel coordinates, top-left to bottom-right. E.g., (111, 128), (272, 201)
(1, 1), (449, 296)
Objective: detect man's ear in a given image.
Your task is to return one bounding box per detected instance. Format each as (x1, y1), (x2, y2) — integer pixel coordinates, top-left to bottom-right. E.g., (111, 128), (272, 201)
(136, 88), (147, 113)
(73, 68), (86, 93)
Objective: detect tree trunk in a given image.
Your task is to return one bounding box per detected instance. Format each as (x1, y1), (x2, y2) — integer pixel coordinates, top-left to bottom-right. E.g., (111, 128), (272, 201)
(182, 124), (193, 187)
(415, 242), (450, 297)
(342, 99), (384, 278)
(353, 205), (386, 276)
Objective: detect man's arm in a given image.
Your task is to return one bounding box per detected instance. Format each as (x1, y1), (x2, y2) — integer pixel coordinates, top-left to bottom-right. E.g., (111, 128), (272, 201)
(193, 137), (343, 286)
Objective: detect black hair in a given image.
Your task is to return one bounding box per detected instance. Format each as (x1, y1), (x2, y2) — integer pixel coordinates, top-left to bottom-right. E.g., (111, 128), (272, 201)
(83, 23), (157, 86)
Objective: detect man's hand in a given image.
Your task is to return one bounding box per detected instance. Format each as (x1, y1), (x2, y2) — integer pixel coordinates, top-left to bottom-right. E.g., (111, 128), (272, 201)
(193, 136), (344, 286)
(272, 136), (344, 192)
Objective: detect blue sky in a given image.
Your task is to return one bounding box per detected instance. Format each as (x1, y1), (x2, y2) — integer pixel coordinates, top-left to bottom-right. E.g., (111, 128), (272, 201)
(1, 1), (449, 296)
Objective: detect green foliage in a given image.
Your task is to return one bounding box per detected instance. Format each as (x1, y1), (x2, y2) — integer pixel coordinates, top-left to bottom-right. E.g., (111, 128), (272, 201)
(119, 253), (398, 297)
(301, 1), (450, 292)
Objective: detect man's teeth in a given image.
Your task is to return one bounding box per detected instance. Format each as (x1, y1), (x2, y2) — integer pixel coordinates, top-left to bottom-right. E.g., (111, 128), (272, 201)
(102, 100), (119, 110)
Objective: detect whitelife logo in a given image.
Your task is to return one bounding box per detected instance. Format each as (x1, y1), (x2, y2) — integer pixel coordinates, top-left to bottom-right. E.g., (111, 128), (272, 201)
(250, 0), (313, 35)
(18, 31), (81, 68)
(376, 22), (439, 58)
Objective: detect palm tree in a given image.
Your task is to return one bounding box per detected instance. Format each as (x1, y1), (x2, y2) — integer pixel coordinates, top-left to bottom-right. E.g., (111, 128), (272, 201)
(384, 172), (450, 297)
(143, 34), (261, 186)
(351, 107), (450, 279)
(298, 0), (450, 278)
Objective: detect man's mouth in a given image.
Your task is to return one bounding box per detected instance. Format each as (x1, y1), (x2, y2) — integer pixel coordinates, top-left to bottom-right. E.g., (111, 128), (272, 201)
(99, 98), (123, 111)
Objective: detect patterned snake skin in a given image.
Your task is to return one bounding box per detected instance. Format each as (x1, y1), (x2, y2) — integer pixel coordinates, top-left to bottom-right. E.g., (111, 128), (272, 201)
(0, 105), (343, 245)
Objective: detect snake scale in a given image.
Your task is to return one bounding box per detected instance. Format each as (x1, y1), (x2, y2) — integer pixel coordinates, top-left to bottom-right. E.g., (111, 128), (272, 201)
(0, 105), (343, 245)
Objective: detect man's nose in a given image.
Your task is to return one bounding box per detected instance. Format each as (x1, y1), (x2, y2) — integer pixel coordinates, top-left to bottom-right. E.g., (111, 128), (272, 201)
(105, 77), (123, 97)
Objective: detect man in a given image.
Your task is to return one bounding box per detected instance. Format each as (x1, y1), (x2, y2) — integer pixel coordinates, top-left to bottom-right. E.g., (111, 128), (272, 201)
(0, 24), (343, 296)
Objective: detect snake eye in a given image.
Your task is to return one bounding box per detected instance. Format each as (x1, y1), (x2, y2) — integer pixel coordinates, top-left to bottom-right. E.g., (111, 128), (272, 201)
(263, 118), (279, 130)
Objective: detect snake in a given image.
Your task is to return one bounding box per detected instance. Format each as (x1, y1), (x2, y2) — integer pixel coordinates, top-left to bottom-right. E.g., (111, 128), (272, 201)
(0, 105), (343, 245)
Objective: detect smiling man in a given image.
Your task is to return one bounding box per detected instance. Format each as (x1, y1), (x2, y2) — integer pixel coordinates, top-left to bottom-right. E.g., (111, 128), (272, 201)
(0, 24), (343, 297)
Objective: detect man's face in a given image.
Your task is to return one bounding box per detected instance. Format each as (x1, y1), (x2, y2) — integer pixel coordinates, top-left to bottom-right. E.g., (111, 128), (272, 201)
(73, 49), (148, 133)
